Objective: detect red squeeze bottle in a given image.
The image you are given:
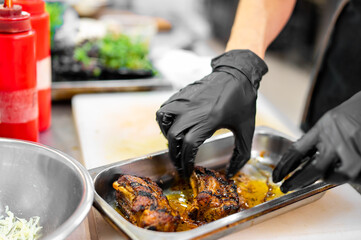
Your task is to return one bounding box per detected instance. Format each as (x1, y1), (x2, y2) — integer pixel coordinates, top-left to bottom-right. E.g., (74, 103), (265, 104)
(0, 1), (39, 141)
(14, 0), (51, 132)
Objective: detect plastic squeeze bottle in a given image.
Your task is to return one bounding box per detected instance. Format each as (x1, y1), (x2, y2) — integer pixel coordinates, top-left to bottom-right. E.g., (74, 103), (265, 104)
(0, 0), (39, 141)
(14, 0), (51, 131)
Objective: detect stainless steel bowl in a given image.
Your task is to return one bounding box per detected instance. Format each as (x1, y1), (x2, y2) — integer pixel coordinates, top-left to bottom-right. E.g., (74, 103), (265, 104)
(0, 138), (94, 240)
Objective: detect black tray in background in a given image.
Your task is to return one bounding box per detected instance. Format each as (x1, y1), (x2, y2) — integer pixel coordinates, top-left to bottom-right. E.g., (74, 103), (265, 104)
(51, 76), (172, 101)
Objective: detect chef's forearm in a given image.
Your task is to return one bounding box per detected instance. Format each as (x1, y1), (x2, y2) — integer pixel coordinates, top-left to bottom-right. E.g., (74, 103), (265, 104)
(226, 0), (296, 59)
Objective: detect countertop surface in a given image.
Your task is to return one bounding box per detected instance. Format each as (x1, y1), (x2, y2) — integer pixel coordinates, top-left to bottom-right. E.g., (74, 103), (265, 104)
(42, 97), (361, 240)
(62, 90), (361, 240)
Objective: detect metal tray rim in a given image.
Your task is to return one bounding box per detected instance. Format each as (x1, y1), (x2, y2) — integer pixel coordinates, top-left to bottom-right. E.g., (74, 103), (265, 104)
(89, 127), (335, 239)
(88, 126), (292, 178)
(88, 131), (234, 179)
(92, 182), (334, 239)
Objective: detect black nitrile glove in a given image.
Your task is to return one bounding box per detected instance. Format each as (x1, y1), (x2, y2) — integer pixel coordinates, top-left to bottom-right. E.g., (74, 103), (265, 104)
(273, 91), (361, 193)
(156, 50), (268, 178)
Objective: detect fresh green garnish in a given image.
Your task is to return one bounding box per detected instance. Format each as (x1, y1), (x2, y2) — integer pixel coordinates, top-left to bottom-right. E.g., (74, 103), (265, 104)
(74, 33), (156, 76)
(45, 2), (66, 48)
(73, 41), (93, 67)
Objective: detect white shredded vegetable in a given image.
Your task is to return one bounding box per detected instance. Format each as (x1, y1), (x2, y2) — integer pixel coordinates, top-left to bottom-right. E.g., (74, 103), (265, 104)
(0, 206), (42, 240)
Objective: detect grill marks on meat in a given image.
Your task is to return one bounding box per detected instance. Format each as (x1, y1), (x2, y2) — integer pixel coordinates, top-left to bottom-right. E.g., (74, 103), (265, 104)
(113, 166), (243, 231)
(113, 174), (180, 232)
(189, 166), (240, 222)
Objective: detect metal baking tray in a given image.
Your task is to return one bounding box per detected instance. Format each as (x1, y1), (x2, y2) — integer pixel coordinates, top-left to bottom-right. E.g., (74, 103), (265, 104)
(88, 127), (334, 240)
(51, 76), (172, 101)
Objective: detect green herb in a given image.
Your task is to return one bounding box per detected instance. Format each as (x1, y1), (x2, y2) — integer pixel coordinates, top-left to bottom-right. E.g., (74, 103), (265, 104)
(73, 41), (93, 66)
(73, 33), (156, 76)
(45, 2), (66, 48)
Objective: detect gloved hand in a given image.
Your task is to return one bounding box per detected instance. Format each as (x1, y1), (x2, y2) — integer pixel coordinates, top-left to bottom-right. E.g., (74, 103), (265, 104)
(156, 50), (268, 178)
(273, 91), (361, 193)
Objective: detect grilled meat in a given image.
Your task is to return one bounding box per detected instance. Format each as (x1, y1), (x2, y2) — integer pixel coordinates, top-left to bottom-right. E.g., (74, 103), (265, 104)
(113, 174), (180, 232)
(113, 167), (282, 232)
(189, 166), (240, 222)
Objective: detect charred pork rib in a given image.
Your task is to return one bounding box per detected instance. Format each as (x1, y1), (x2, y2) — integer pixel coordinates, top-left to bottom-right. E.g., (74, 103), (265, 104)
(189, 166), (240, 222)
(113, 174), (180, 231)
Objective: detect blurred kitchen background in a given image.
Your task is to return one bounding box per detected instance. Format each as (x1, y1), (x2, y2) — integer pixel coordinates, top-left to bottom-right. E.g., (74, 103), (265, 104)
(1, 0), (331, 127)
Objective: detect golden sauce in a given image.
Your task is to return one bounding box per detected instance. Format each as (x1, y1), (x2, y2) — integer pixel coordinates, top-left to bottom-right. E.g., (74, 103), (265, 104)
(232, 173), (283, 209)
(164, 182), (203, 231)
(166, 189), (193, 216)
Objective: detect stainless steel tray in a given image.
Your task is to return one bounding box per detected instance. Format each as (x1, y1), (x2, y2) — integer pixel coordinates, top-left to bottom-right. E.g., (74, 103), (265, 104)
(51, 77), (172, 101)
(89, 127), (334, 240)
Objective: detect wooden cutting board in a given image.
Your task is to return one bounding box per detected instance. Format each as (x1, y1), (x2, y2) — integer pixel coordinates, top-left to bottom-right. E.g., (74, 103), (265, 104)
(72, 91), (302, 169)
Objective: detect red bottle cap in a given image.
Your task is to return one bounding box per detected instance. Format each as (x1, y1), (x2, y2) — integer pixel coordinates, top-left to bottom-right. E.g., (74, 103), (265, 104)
(0, 4), (31, 33)
(13, 0), (45, 15)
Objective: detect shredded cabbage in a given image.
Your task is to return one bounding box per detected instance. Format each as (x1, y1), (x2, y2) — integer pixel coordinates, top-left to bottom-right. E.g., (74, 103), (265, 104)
(0, 206), (42, 240)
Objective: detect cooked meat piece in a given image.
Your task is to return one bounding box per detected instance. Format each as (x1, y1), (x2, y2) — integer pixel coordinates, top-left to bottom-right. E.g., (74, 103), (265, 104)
(113, 174), (180, 232)
(189, 166), (240, 222)
(230, 172), (251, 209)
